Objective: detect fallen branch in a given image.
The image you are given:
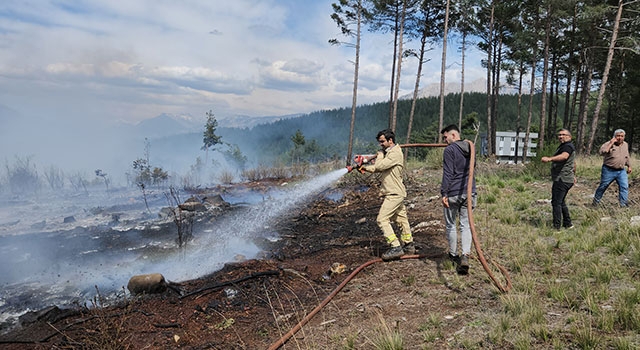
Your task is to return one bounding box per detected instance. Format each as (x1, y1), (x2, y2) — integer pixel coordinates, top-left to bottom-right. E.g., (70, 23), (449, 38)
(153, 323), (181, 328)
(181, 270), (280, 299)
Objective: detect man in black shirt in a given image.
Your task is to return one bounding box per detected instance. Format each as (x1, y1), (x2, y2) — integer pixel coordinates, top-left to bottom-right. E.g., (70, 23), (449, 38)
(541, 128), (576, 230)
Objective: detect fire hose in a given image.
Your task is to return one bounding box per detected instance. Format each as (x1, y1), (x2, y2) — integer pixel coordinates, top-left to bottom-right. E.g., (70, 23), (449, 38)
(400, 142), (512, 293)
(268, 142), (511, 349)
(462, 141), (512, 294)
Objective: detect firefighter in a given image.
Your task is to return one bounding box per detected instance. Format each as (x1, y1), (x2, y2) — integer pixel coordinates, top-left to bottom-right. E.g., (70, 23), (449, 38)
(360, 129), (415, 260)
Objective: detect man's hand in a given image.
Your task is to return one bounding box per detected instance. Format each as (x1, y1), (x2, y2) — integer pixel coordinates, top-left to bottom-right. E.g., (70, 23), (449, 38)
(541, 156), (551, 163)
(346, 165), (366, 174)
(442, 196), (449, 208)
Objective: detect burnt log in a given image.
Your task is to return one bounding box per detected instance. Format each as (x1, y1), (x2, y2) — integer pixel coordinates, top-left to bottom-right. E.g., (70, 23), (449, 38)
(178, 200), (206, 212)
(127, 273), (168, 295)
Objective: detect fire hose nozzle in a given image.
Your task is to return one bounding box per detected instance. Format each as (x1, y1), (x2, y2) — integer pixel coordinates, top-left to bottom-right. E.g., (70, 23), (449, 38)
(353, 154), (377, 167)
(346, 165), (365, 174)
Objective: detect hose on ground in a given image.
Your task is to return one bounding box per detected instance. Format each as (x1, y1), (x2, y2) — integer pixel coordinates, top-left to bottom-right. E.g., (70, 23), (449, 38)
(267, 254), (436, 350)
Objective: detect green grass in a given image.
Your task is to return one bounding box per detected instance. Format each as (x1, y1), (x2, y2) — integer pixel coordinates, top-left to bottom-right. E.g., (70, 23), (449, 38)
(406, 154), (640, 349)
(370, 311), (404, 350)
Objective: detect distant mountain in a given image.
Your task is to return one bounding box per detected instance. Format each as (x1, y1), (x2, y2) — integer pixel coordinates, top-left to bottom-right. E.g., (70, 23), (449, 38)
(131, 113), (299, 137)
(218, 114), (299, 129)
(133, 113), (202, 137)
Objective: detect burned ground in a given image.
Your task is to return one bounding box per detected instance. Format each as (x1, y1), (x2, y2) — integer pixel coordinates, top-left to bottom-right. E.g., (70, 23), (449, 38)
(0, 170), (509, 349)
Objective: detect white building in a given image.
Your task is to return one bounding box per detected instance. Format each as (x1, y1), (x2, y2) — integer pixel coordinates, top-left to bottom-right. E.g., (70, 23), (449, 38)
(481, 131), (538, 163)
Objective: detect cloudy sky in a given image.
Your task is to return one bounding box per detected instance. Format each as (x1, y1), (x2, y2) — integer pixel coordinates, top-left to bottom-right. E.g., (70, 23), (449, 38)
(0, 0), (486, 127)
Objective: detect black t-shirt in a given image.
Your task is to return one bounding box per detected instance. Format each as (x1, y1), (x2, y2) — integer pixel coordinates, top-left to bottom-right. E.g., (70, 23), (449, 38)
(551, 141), (576, 182)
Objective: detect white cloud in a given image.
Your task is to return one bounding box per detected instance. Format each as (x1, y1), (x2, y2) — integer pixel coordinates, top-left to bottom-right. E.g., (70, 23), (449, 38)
(0, 0), (486, 126)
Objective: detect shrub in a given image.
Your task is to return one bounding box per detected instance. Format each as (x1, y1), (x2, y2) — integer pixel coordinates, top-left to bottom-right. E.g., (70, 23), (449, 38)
(5, 156), (40, 195)
(218, 170), (235, 184)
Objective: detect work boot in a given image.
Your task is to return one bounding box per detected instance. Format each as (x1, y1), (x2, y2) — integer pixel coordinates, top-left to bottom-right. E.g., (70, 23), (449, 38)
(402, 241), (416, 255)
(448, 253), (460, 265)
(457, 254), (469, 275)
(382, 246), (405, 261)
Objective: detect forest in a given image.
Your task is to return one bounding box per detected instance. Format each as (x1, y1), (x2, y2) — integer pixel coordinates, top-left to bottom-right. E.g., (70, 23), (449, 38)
(215, 92), (551, 165)
(322, 0), (640, 163)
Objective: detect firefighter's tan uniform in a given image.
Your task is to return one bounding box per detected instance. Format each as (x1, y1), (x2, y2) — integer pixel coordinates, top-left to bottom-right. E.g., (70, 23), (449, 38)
(362, 145), (413, 247)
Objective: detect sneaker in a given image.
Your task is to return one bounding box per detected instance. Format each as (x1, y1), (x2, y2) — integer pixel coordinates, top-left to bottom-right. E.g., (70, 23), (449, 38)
(382, 246), (405, 261)
(564, 225), (575, 229)
(448, 253), (460, 265)
(457, 255), (469, 275)
(403, 242), (416, 255)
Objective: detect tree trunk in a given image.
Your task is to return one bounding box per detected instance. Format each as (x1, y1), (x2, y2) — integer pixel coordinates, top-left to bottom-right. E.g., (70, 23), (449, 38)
(491, 36), (502, 155)
(458, 32), (466, 131)
(485, 1), (495, 155)
(538, 1), (551, 151)
(406, 29), (429, 149)
(388, 5), (400, 128)
(586, 0), (623, 154)
(514, 62), (524, 163)
(563, 0), (578, 130)
(548, 53), (557, 133)
(577, 59), (593, 154)
(569, 58), (582, 131)
(523, 57), (536, 163)
(391, 0), (407, 133)
(438, 0), (451, 141)
(346, 1), (363, 166)
(563, 66), (574, 129)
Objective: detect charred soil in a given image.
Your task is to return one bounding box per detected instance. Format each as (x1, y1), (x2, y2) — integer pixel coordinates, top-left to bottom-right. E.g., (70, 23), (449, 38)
(0, 170), (507, 349)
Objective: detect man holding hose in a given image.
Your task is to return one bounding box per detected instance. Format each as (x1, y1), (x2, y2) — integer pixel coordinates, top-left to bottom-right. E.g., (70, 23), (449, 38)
(360, 129), (415, 261)
(440, 125), (476, 275)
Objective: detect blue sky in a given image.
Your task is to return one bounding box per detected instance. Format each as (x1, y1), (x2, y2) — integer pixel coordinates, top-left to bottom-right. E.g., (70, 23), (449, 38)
(0, 0), (486, 127)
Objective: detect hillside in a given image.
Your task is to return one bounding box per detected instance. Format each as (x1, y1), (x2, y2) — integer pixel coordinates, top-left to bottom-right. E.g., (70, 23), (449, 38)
(148, 92), (553, 170)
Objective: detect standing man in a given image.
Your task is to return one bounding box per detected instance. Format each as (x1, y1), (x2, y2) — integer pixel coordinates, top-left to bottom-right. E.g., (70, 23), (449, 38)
(592, 129), (631, 207)
(360, 129), (415, 261)
(541, 128), (576, 230)
(440, 125), (476, 275)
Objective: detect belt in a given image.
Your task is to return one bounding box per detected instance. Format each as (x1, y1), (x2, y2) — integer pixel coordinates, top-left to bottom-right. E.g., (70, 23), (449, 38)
(604, 164), (623, 171)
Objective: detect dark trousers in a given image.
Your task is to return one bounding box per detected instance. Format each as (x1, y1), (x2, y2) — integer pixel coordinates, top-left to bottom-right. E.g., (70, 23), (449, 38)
(551, 181), (573, 229)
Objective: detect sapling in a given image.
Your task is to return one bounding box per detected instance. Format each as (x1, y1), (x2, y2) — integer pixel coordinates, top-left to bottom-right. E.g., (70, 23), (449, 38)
(164, 186), (193, 248)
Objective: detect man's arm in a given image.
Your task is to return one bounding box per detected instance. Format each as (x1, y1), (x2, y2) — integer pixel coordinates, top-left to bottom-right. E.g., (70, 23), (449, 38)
(624, 142), (632, 174)
(541, 152), (569, 163)
(364, 147), (402, 172)
(599, 139), (616, 155)
(440, 147), (454, 202)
